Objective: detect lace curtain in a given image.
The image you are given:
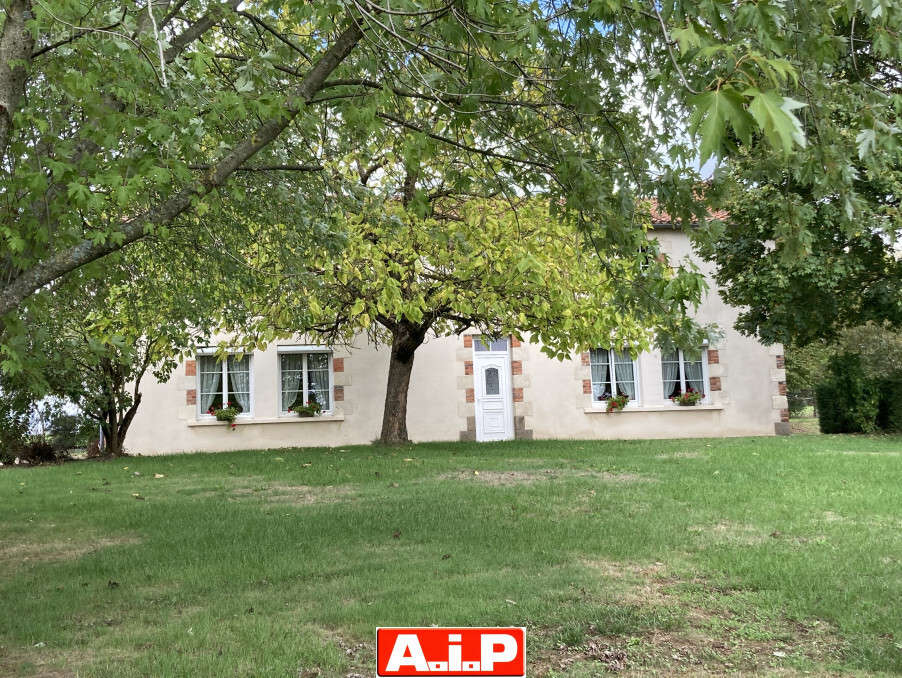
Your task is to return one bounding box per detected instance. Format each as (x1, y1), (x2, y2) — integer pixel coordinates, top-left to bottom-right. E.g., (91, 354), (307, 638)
(613, 351), (636, 399)
(198, 356), (221, 412)
(683, 350), (705, 393)
(662, 351), (680, 397)
(228, 355), (251, 411)
(280, 354), (303, 410)
(306, 353), (330, 409)
(589, 348), (611, 400)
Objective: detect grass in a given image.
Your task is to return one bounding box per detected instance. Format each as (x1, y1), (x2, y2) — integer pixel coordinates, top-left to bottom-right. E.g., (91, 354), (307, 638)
(2, 434), (902, 676)
(790, 417), (821, 435)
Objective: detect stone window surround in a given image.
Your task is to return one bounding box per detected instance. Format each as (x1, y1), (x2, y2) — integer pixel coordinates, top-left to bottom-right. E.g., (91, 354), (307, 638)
(458, 334), (532, 441)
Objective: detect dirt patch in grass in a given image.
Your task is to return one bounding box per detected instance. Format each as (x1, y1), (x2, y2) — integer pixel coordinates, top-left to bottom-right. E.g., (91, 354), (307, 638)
(231, 483), (356, 505)
(817, 449), (902, 457)
(0, 645), (135, 678)
(534, 559), (844, 676)
(688, 521), (768, 546)
(653, 451), (706, 460)
(0, 535), (140, 570)
(539, 624), (842, 676)
(790, 417), (821, 435)
(439, 469), (653, 486)
(582, 559), (674, 607)
(821, 510), (902, 531)
(537, 621), (844, 677)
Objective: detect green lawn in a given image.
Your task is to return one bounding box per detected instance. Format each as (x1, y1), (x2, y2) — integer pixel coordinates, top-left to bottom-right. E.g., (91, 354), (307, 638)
(2, 435), (902, 677)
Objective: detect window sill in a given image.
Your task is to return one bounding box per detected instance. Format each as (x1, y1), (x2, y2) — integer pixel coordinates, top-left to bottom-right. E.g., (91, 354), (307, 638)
(188, 414), (345, 427)
(584, 404), (723, 414)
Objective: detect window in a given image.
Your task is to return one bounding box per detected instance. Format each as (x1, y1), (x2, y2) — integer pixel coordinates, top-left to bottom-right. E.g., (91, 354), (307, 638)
(197, 354), (252, 416)
(589, 349), (638, 403)
(473, 336), (509, 352)
(484, 367), (500, 395)
(639, 245), (653, 272)
(662, 348), (707, 400)
(279, 351), (332, 413)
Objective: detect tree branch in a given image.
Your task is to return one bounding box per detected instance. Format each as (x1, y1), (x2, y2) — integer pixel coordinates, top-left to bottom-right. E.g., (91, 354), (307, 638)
(188, 163), (325, 172)
(376, 112), (553, 170)
(163, 0), (242, 62)
(0, 19), (364, 318)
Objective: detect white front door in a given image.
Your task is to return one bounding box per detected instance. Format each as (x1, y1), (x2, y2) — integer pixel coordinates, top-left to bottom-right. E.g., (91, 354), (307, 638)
(473, 339), (514, 442)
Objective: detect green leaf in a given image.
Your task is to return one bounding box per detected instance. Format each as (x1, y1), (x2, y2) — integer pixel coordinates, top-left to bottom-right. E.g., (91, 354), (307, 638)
(856, 128), (877, 159)
(745, 89), (807, 155)
(690, 89), (755, 162)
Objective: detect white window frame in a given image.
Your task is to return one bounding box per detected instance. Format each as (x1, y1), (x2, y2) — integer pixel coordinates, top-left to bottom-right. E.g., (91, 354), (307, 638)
(662, 348), (710, 404)
(589, 348), (641, 408)
(277, 346), (334, 416)
(195, 349), (254, 418)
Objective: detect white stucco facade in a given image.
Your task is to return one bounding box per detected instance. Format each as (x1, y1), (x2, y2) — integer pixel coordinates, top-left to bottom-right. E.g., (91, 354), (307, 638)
(125, 229), (788, 455)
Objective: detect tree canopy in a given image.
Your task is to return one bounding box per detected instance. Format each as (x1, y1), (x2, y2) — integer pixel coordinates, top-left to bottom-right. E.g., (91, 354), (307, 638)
(700, 3), (900, 346)
(259, 194), (708, 442)
(3, 0), (899, 367)
(5, 244), (223, 454)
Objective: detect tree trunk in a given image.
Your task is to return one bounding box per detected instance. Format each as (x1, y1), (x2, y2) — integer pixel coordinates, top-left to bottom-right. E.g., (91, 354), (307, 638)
(379, 323), (426, 444)
(0, 0), (35, 157)
(104, 408), (122, 457)
(115, 393), (142, 457)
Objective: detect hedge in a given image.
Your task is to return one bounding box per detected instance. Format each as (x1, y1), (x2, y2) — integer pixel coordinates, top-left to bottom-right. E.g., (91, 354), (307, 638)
(815, 354), (880, 434)
(877, 372), (902, 433)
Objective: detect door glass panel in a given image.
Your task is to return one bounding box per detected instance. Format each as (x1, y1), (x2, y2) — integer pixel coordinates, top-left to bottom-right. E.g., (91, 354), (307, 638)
(474, 336), (509, 352)
(484, 367), (500, 395)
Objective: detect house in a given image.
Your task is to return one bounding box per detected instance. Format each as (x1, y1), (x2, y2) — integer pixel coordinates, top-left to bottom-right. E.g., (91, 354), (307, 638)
(125, 223), (789, 454)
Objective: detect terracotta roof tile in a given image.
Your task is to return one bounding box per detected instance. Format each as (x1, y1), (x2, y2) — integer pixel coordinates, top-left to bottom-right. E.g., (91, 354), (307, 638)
(648, 199), (728, 225)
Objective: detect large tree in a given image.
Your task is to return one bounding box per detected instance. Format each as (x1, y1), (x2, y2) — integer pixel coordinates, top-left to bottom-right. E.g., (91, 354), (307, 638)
(9, 246), (225, 455)
(258, 194), (708, 443)
(699, 6), (901, 347)
(2, 0), (896, 366)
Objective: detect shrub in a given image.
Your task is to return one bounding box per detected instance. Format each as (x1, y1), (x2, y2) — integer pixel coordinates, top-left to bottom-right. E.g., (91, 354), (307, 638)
(20, 439), (63, 464)
(876, 371), (902, 433)
(48, 412), (95, 451)
(815, 353), (880, 433)
(0, 386), (36, 463)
